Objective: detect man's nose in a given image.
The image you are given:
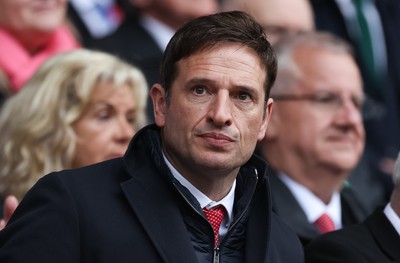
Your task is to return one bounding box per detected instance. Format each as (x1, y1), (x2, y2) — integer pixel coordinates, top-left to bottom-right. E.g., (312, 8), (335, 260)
(335, 98), (363, 125)
(207, 92), (233, 126)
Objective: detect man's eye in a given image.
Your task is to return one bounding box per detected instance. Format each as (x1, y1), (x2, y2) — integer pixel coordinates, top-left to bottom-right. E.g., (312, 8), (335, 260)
(238, 93), (252, 101)
(314, 93), (338, 104)
(193, 86), (206, 95)
(352, 97), (365, 110)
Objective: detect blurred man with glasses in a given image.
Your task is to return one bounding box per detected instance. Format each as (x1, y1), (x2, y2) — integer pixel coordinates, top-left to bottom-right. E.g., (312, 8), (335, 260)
(257, 31), (383, 246)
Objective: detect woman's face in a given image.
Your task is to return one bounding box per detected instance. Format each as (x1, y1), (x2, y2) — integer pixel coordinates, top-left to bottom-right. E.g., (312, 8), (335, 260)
(0, 0), (67, 34)
(71, 82), (138, 168)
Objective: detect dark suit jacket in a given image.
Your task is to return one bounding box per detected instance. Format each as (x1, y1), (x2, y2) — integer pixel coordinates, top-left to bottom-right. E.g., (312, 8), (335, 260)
(89, 15), (163, 123)
(305, 207), (400, 263)
(0, 125), (304, 263)
(268, 169), (369, 246)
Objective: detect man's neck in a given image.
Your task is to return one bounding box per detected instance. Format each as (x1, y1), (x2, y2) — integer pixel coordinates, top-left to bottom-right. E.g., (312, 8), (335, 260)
(162, 151), (237, 201)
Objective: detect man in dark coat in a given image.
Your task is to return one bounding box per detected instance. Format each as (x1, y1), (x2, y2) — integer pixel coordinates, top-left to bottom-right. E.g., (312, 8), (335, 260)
(0, 11), (304, 262)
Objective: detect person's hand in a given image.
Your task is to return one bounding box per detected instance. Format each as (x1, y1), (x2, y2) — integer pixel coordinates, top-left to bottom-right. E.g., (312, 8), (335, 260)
(0, 195), (19, 230)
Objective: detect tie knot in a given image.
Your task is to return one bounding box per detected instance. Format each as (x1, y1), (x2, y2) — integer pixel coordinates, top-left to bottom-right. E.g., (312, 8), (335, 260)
(314, 213), (335, 234)
(203, 206), (226, 247)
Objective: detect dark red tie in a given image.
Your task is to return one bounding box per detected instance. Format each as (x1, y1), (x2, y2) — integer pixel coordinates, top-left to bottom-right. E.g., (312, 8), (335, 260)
(203, 206), (226, 247)
(314, 213), (335, 234)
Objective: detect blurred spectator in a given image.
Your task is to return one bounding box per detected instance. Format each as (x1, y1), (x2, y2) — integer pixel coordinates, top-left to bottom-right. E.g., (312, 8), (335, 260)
(0, 49), (148, 204)
(258, 32), (369, 245)
(0, 0), (79, 94)
(310, 0), (400, 195)
(67, 0), (125, 46)
(89, 0), (219, 122)
(305, 150), (400, 262)
(221, 0), (314, 44)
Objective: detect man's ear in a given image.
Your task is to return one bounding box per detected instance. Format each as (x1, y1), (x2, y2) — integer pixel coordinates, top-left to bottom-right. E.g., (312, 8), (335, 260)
(264, 103), (281, 141)
(258, 98), (273, 141)
(150, 83), (167, 127)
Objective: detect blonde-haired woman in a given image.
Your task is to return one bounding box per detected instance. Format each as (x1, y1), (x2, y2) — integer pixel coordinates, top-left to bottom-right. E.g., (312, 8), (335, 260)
(0, 49), (148, 206)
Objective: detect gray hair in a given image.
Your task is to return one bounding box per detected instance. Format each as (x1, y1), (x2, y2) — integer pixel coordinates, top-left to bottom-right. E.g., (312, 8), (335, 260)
(271, 31), (354, 96)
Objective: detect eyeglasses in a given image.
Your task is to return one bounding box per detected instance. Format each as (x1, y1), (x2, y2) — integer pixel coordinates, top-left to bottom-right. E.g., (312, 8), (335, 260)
(272, 91), (365, 113)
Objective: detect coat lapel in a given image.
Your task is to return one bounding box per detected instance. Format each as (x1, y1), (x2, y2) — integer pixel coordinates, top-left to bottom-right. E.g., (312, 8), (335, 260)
(269, 172), (318, 242)
(120, 171), (199, 263)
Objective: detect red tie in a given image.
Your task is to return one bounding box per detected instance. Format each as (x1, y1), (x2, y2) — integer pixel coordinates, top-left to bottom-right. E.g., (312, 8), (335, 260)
(203, 206), (226, 247)
(314, 213), (335, 234)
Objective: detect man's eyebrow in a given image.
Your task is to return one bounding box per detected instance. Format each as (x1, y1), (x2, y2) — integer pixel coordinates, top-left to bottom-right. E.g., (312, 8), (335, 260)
(186, 77), (216, 85)
(187, 77), (257, 91)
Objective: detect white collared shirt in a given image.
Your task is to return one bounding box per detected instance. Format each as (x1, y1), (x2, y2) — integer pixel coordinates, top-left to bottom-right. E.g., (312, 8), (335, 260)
(278, 173), (342, 229)
(163, 153), (235, 237)
(384, 203), (400, 236)
(140, 15), (175, 51)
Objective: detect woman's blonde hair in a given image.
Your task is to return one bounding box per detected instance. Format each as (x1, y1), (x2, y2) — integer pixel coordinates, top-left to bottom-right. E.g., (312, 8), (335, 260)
(0, 49), (148, 200)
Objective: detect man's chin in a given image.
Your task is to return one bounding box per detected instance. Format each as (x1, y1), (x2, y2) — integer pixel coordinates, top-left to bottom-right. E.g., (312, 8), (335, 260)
(326, 154), (360, 172)
(196, 156), (239, 172)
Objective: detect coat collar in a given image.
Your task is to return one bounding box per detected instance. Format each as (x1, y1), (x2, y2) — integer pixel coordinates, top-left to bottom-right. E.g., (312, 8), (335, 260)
(120, 174), (199, 263)
(121, 125), (199, 262)
(268, 170), (318, 244)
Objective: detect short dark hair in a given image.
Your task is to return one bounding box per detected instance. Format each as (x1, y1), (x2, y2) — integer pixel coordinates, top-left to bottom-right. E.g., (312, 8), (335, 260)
(160, 10), (277, 102)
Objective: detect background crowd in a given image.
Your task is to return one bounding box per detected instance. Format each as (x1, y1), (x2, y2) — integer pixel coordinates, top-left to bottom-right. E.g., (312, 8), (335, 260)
(0, 0), (399, 262)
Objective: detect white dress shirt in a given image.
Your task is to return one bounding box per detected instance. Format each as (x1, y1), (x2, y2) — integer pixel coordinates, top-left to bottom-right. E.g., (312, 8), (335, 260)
(163, 153), (235, 237)
(384, 203), (400, 236)
(278, 173), (342, 229)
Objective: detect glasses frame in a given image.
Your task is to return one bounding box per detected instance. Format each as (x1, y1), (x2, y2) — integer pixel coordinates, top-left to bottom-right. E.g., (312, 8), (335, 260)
(272, 91), (381, 121)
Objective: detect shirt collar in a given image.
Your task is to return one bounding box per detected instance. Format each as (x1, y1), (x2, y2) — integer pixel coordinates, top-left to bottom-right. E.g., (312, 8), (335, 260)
(162, 152), (235, 223)
(278, 172), (342, 228)
(384, 203), (400, 236)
